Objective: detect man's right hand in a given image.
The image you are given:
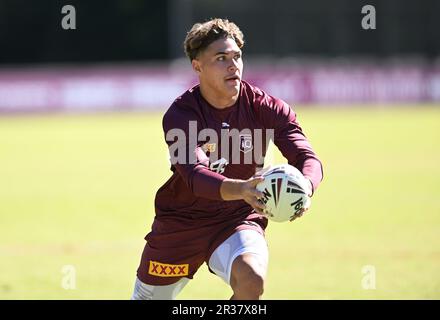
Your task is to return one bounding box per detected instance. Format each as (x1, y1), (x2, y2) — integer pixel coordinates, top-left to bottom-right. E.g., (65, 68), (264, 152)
(220, 176), (266, 214)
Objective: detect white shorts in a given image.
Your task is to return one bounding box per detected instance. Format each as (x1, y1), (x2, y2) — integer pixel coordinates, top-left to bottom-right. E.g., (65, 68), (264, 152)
(208, 229), (269, 285)
(131, 229), (268, 299)
(131, 276), (190, 300)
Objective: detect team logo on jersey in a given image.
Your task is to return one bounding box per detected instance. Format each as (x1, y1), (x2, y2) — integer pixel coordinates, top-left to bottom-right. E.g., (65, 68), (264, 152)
(239, 134), (253, 153)
(148, 261), (189, 277)
(202, 143), (216, 153)
(209, 158), (228, 174)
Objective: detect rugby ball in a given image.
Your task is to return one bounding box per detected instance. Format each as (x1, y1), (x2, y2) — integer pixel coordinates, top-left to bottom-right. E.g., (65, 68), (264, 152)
(256, 164), (311, 222)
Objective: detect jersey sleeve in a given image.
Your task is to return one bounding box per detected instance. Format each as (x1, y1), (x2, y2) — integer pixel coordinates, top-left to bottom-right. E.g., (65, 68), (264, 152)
(162, 105), (226, 200)
(259, 96), (324, 195)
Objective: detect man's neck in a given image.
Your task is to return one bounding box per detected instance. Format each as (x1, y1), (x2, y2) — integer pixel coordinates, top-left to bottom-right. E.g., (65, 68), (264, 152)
(199, 83), (238, 110)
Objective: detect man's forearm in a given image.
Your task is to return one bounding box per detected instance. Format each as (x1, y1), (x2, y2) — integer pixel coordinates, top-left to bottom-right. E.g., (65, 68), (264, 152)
(301, 158), (323, 195)
(220, 178), (245, 201)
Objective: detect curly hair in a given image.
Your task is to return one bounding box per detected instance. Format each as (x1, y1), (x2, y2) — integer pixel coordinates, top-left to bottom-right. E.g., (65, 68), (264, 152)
(184, 18), (244, 61)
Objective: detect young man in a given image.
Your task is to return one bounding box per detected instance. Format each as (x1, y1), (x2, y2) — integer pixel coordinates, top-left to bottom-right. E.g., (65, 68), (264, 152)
(132, 18), (323, 300)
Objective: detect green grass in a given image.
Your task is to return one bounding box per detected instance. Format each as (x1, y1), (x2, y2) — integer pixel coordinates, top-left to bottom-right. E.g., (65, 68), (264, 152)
(0, 106), (439, 299)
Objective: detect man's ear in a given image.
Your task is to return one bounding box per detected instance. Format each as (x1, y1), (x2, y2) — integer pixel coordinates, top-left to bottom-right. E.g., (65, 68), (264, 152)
(192, 59), (202, 74)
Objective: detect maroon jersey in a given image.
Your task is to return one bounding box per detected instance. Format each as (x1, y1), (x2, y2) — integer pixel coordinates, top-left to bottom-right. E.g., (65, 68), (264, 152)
(136, 81), (323, 285)
(154, 80), (322, 220)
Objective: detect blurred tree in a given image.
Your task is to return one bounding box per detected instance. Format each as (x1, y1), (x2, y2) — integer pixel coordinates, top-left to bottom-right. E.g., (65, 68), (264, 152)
(0, 0), (168, 64)
(0, 0), (438, 65)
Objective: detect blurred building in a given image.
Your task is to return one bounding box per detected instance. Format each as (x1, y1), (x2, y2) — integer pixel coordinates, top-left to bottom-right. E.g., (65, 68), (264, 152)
(0, 0), (439, 112)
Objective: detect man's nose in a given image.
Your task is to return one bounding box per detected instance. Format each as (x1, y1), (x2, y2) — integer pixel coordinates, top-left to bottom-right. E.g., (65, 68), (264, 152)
(228, 59), (239, 72)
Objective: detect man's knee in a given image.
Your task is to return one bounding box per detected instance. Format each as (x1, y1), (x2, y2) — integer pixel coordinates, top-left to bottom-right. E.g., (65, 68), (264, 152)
(230, 254), (267, 298)
(240, 271), (265, 297)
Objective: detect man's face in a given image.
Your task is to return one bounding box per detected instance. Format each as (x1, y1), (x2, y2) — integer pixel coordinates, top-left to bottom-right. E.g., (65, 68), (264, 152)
(192, 37), (243, 99)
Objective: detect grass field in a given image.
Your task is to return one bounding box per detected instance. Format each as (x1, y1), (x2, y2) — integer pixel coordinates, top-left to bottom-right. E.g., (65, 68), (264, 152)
(0, 106), (439, 299)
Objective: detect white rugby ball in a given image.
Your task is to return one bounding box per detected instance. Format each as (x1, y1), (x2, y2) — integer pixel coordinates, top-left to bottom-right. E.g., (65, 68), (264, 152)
(256, 164), (311, 222)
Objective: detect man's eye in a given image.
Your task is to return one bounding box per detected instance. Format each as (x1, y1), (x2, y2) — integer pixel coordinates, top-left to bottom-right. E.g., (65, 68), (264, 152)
(234, 55), (241, 60)
(217, 56), (225, 61)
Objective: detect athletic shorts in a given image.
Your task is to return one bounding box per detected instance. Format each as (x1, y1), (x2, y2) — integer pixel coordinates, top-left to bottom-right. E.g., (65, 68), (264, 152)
(136, 213), (267, 286)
